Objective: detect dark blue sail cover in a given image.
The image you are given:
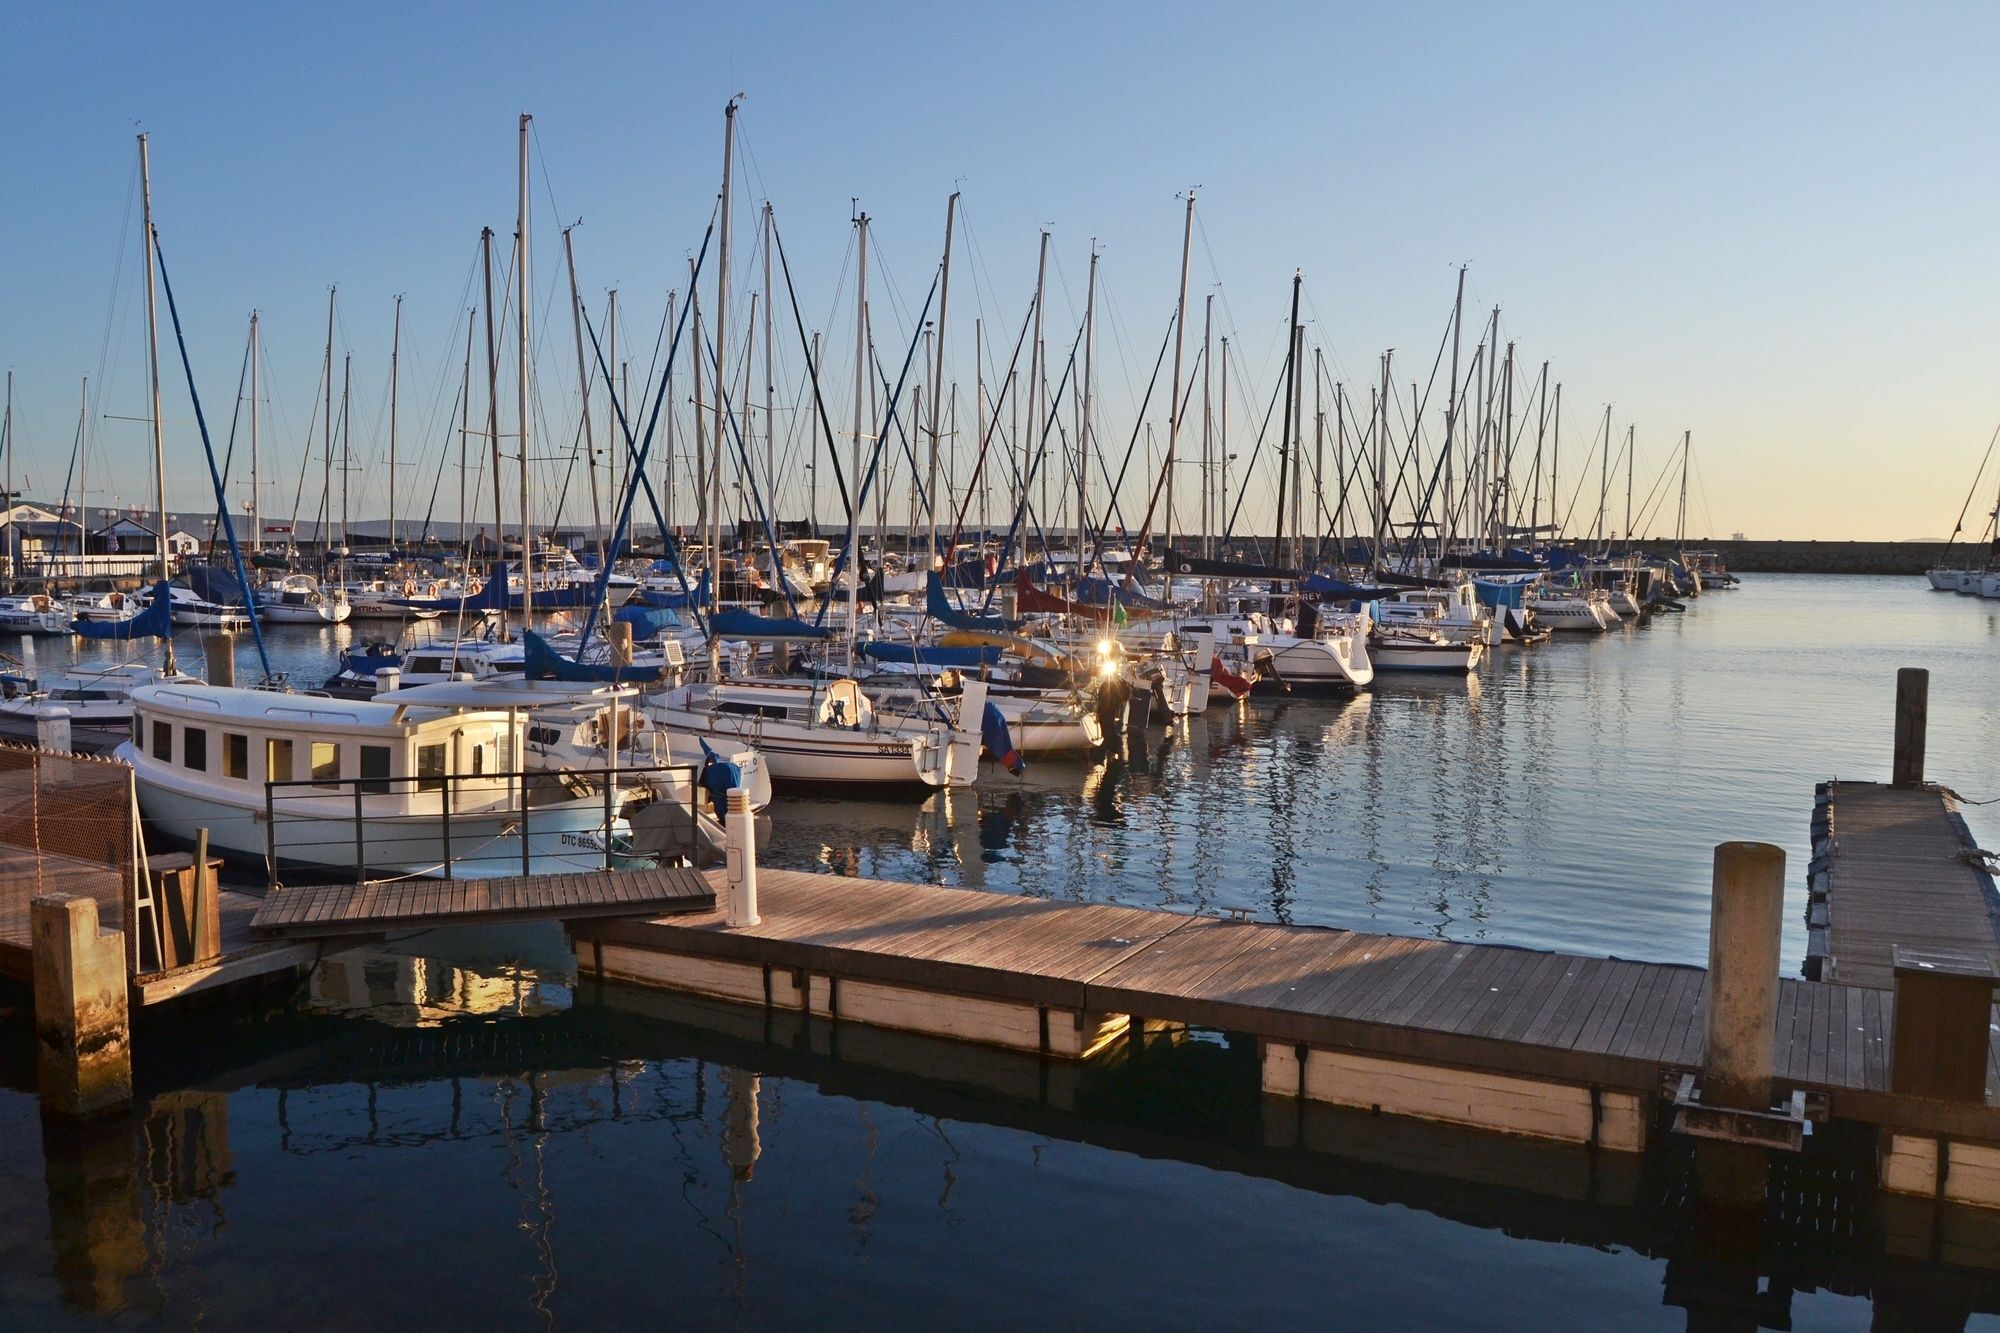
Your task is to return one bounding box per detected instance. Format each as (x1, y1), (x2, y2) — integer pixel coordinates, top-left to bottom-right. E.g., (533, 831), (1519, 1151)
(184, 564), (251, 606)
(71, 582), (175, 640)
(613, 604), (682, 640)
(860, 640), (1004, 668)
(926, 572), (1020, 630)
(708, 607), (830, 640)
(1298, 573), (1401, 599)
(522, 629), (667, 684)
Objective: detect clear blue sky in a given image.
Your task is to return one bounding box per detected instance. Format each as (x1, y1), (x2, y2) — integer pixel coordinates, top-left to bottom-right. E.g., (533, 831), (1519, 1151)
(4, 1), (1996, 541)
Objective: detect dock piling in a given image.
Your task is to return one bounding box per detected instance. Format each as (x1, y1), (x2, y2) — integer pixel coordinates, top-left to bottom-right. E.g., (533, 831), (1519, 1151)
(1892, 667), (1928, 788)
(31, 892), (132, 1117)
(34, 703), (71, 753)
(204, 632), (235, 689)
(724, 787), (760, 927)
(1697, 841), (1785, 1206)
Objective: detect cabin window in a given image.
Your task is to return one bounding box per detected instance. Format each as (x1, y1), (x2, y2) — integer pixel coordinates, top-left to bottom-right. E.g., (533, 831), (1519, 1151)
(182, 728), (208, 773)
(223, 733), (248, 780)
(131, 715), (143, 746)
(471, 743), (484, 776)
(416, 743), (447, 794)
(310, 741), (339, 787)
(151, 720), (171, 762)
(267, 737), (294, 785)
(359, 744), (392, 796)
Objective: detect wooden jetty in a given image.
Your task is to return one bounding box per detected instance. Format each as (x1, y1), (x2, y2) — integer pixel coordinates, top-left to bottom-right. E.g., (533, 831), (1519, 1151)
(251, 866), (713, 939)
(569, 865), (2000, 1163)
(1807, 781), (2000, 990)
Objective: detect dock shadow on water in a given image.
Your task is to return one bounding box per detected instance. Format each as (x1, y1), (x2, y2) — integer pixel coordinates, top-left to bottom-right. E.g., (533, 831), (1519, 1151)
(4, 923), (1998, 1329)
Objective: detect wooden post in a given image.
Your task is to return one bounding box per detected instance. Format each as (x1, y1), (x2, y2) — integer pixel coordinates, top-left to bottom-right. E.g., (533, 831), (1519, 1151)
(1890, 946), (1997, 1103)
(607, 619), (634, 668)
(204, 631), (235, 689)
(31, 893), (131, 1117)
(1704, 842), (1785, 1112)
(1698, 841), (1784, 1208)
(1892, 666), (1928, 788)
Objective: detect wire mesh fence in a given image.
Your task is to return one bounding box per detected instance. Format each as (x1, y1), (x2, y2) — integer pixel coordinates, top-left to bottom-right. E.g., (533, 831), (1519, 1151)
(0, 742), (136, 946)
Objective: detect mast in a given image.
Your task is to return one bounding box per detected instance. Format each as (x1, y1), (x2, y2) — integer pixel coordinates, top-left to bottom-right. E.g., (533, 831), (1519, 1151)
(1219, 336), (1230, 552)
(458, 307), (473, 551)
(563, 226), (608, 592)
(388, 294), (402, 551)
(1312, 349), (1325, 568)
(1676, 430), (1691, 547)
(848, 211), (868, 673)
(480, 228), (505, 638)
(973, 320), (984, 538)
(1165, 190), (1195, 560)
(606, 289), (619, 524)
(340, 354), (352, 572)
(1530, 360), (1548, 543)
(1291, 324), (1306, 569)
(137, 133), (174, 662)
(1199, 293), (1212, 560)
(1276, 271), (1299, 571)
(1375, 351), (1391, 570)
(515, 112), (534, 625)
(1596, 403), (1612, 550)
(1027, 231), (1048, 559)
(664, 290), (677, 540)
(1623, 424), (1635, 547)
(1498, 341), (1514, 551)
(1550, 383), (1562, 542)
(711, 99), (736, 679)
(929, 192), (957, 573)
(248, 312), (260, 554)
(762, 207), (777, 535)
(321, 288), (336, 585)
(1078, 244), (1097, 570)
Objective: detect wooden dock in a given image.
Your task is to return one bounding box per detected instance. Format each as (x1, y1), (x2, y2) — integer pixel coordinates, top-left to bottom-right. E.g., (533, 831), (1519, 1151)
(251, 865), (714, 939)
(569, 866), (2000, 1163)
(1810, 781), (2000, 989)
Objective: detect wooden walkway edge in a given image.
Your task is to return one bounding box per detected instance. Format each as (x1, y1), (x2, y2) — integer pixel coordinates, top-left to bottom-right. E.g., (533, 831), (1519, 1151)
(1813, 781), (2000, 990)
(252, 865), (716, 940)
(568, 866), (2000, 1148)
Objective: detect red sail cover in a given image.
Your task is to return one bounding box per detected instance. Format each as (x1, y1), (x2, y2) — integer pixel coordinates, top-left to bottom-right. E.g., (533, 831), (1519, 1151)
(1209, 656), (1252, 699)
(1013, 571), (1123, 624)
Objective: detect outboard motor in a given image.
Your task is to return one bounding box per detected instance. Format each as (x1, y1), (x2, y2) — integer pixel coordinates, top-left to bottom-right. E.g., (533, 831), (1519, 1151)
(1094, 673), (1133, 743)
(1252, 649), (1289, 694)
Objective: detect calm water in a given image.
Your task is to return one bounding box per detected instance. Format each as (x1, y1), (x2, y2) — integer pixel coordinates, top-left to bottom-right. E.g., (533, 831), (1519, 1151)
(4, 574), (1998, 1328)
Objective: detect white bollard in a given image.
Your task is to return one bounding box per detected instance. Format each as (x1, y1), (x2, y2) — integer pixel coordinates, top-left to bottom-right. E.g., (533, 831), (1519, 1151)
(374, 666), (402, 696)
(34, 704), (71, 754)
(724, 786), (760, 926)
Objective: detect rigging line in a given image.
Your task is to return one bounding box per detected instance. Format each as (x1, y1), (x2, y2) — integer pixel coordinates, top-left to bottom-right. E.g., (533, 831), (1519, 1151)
(816, 264), (944, 629)
(150, 229), (274, 681)
(942, 297), (1038, 564)
(202, 328), (254, 555)
(771, 209), (855, 524)
(1936, 420), (2000, 551)
(1088, 314), (1175, 567)
(573, 213), (715, 650)
(976, 323), (1084, 618)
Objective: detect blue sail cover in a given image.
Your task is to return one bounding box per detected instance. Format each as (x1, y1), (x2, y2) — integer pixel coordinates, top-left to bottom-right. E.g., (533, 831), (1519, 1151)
(1299, 573), (1401, 600)
(860, 641), (1004, 668)
(392, 564), (511, 614)
(981, 701), (1025, 775)
(613, 604), (682, 640)
(1472, 579), (1528, 610)
(71, 582), (175, 639)
(185, 564), (251, 606)
(639, 569), (709, 610)
(927, 573), (1020, 631)
(708, 607), (831, 640)
(521, 629), (667, 684)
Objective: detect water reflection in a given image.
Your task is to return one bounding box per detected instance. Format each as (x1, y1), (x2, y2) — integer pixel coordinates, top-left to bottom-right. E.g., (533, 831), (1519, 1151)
(12, 933), (2000, 1327)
